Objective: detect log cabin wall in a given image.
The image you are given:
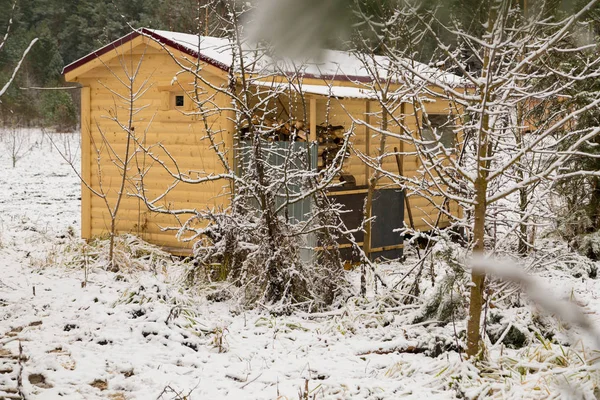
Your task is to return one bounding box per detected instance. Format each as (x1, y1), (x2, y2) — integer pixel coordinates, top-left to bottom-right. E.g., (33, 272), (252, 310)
(315, 98), (369, 186)
(65, 33), (461, 255)
(402, 99), (461, 232)
(316, 95), (457, 233)
(69, 37), (233, 253)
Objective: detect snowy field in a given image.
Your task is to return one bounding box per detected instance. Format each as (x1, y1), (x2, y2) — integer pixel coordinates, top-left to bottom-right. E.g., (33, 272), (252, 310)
(2, 130), (600, 399)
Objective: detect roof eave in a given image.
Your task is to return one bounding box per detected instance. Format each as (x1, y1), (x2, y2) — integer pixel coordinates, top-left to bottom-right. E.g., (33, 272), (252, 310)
(62, 28), (464, 88)
(61, 28), (231, 79)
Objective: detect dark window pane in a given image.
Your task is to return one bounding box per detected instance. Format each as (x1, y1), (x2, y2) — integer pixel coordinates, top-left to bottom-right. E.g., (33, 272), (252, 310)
(175, 95), (184, 107)
(422, 114), (455, 151)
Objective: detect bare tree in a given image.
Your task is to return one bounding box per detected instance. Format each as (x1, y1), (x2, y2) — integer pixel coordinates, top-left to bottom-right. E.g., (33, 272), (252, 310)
(52, 42), (152, 271)
(1, 125), (34, 168)
(348, 6), (425, 296)
(127, 1), (367, 310)
(0, 2), (37, 100)
(353, 0), (600, 358)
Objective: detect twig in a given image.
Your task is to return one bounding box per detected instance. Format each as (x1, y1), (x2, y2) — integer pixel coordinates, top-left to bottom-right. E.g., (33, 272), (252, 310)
(17, 340), (25, 400)
(240, 373), (263, 389)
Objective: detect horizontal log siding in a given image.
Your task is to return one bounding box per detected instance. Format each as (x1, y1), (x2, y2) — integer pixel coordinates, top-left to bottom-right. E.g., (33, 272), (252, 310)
(80, 47), (230, 250)
(402, 100), (456, 231)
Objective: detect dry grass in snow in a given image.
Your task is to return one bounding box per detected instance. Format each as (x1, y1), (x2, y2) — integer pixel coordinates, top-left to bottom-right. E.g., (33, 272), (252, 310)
(1, 130), (600, 399)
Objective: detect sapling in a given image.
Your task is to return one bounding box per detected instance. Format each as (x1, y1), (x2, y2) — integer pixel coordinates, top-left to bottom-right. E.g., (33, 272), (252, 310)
(354, 0), (600, 358)
(2, 126), (34, 168)
(50, 43), (153, 271)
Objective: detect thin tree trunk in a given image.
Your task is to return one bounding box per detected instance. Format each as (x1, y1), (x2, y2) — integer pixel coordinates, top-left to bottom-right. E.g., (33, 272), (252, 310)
(518, 186), (528, 255)
(466, 176), (487, 358)
(252, 133), (283, 300)
(465, 2), (498, 359)
(589, 177), (600, 231)
(516, 100), (528, 256)
(361, 102), (387, 295)
(363, 103), (388, 256)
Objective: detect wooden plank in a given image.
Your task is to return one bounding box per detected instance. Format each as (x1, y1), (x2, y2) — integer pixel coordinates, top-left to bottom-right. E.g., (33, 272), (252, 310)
(408, 206), (447, 219)
(89, 195), (218, 210)
(365, 100), (371, 183)
(88, 212), (204, 229)
(86, 146), (215, 160)
(91, 209), (203, 224)
(65, 35), (146, 81)
(162, 246), (193, 256)
(67, 35), (228, 83)
(160, 91), (170, 111)
(88, 192), (228, 209)
(81, 86), (92, 240)
(326, 188), (369, 196)
(405, 195), (447, 207)
(370, 243), (404, 252)
(87, 129), (215, 143)
(309, 98), (317, 142)
(315, 242), (364, 251)
(90, 218), (187, 235)
(89, 228), (194, 247)
(88, 167), (226, 182)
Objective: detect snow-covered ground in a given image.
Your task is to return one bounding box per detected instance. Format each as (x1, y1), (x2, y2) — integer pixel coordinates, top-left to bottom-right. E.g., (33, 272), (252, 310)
(2, 130), (600, 399)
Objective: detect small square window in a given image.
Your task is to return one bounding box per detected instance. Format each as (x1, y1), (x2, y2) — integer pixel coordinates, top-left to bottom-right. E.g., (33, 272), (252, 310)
(175, 95), (184, 107)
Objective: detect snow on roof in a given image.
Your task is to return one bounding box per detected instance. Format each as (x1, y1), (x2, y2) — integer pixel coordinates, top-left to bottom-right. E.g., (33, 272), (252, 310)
(148, 29), (234, 70)
(63, 28), (463, 87)
(146, 28), (394, 82)
(251, 80), (381, 99)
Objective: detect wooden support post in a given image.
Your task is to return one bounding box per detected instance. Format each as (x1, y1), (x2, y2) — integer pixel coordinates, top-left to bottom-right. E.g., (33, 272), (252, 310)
(309, 97), (317, 142)
(363, 100), (376, 260)
(225, 106), (237, 202)
(394, 145), (421, 259)
(81, 86), (92, 240)
(394, 146), (416, 231)
(365, 100), (371, 184)
(397, 102), (417, 234)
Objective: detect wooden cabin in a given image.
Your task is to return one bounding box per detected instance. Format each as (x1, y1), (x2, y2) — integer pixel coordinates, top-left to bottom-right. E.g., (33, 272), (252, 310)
(62, 28), (460, 259)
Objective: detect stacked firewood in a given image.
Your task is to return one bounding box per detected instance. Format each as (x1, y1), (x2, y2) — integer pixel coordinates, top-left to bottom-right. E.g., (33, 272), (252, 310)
(316, 124), (345, 170)
(239, 118), (309, 141)
(316, 125), (356, 187)
(274, 120), (309, 141)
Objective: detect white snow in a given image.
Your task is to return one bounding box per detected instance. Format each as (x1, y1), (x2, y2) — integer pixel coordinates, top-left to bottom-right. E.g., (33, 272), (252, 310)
(62, 28), (463, 87)
(148, 28), (392, 80)
(146, 29), (464, 86)
(251, 81), (380, 99)
(2, 129), (600, 399)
